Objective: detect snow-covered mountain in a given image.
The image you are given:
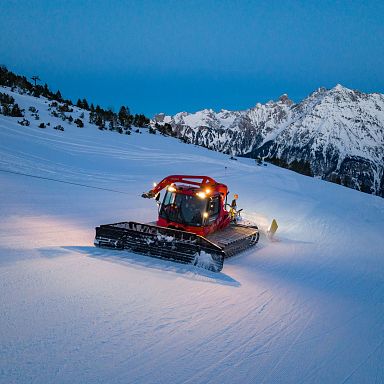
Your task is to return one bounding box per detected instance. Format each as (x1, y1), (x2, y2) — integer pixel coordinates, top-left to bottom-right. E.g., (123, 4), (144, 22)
(153, 85), (384, 197)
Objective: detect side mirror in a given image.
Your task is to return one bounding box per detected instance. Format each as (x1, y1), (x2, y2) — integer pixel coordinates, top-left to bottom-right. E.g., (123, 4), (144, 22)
(142, 191), (155, 199)
(155, 192), (161, 201)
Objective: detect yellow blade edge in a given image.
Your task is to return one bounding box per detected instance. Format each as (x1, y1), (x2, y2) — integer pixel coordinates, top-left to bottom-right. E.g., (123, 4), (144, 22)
(268, 219), (278, 237)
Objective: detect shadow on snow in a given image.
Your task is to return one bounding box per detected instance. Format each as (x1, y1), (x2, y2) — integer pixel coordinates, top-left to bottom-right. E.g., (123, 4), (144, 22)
(62, 245), (241, 287)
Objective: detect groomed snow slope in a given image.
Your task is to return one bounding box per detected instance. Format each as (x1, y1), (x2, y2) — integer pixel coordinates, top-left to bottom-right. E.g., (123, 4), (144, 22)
(1, 91), (384, 384)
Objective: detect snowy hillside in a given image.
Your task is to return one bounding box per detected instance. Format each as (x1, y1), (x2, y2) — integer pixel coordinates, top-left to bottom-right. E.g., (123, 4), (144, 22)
(153, 85), (384, 197)
(1, 90), (384, 383)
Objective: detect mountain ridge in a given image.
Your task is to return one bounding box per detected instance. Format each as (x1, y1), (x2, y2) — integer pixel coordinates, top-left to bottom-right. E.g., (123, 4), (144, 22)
(152, 85), (384, 197)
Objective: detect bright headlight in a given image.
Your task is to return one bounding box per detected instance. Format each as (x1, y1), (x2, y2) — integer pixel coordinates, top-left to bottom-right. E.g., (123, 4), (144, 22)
(196, 191), (206, 199)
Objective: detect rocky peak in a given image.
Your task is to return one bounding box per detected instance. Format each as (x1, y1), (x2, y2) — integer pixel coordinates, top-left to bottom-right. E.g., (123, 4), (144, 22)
(278, 94), (293, 106)
(332, 83), (350, 92)
(151, 85), (384, 197)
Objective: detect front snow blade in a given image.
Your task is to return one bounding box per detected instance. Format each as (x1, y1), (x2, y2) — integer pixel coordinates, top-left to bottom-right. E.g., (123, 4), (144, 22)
(94, 221), (224, 272)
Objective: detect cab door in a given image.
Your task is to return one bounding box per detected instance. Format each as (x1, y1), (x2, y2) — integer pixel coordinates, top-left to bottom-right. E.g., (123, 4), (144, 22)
(207, 195), (220, 224)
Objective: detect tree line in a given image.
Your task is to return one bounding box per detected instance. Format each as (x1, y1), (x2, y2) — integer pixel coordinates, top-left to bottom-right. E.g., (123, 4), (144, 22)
(0, 65), (150, 130)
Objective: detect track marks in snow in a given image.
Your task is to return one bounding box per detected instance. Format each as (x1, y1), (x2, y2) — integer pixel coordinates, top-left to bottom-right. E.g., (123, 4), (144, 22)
(180, 295), (313, 384)
(341, 337), (384, 384)
(259, 311), (314, 384)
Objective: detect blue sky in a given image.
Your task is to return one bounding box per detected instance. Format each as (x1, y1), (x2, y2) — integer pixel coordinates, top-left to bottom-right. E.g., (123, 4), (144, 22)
(1, 0), (383, 116)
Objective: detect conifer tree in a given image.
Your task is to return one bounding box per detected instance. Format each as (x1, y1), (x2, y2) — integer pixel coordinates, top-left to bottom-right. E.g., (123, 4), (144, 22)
(43, 83), (49, 97)
(11, 103), (23, 117)
(82, 98), (89, 110)
(118, 106), (128, 126)
(89, 110), (95, 124)
(55, 90), (62, 102)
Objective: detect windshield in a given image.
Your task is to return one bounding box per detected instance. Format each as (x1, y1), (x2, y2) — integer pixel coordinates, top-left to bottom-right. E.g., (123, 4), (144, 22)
(160, 191), (208, 226)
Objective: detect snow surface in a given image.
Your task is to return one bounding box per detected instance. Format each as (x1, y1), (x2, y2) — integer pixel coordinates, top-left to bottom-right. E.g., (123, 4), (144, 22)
(1, 89), (384, 383)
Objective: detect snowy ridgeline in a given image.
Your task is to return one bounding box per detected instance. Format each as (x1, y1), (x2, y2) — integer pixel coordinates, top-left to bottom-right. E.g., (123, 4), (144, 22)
(153, 85), (384, 197)
(1, 85), (384, 384)
(1, 84), (383, 197)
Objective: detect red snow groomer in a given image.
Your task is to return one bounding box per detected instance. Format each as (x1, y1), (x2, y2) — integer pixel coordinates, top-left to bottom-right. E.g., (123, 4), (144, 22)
(94, 175), (259, 272)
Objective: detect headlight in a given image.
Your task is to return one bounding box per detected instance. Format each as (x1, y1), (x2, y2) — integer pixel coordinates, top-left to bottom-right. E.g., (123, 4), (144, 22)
(196, 191), (206, 199)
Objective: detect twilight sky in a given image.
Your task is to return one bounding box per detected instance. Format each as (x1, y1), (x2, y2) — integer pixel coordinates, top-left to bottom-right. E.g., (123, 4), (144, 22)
(1, 0), (383, 116)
